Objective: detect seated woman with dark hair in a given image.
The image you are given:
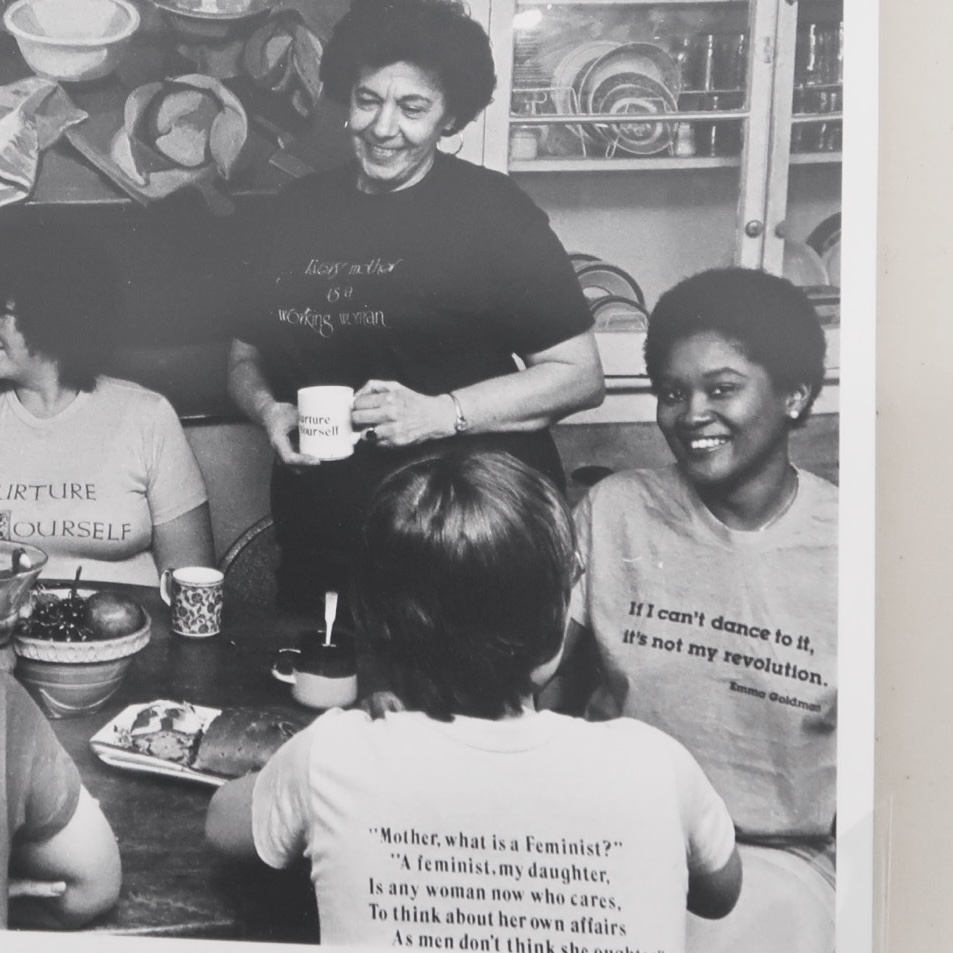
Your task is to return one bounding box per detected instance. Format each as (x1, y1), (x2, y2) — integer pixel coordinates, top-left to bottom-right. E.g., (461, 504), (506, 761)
(553, 268), (837, 953)
(206, 449), (740, 950)
(0, 223), (213, 584)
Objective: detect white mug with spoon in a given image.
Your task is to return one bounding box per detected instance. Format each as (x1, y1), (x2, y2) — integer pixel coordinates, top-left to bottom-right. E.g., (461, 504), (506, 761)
(271, 592), (358, 709)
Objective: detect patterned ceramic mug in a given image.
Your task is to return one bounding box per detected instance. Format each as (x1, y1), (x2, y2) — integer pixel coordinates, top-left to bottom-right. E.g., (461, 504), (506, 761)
(159, 567), (224, 638)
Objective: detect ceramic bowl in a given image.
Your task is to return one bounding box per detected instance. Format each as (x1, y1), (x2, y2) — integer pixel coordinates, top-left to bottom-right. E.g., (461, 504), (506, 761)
(4, 0), (140, 83)
(149, 0), (273, 42)
(0, 542), (48, 648)
(14, 600), (151, 718)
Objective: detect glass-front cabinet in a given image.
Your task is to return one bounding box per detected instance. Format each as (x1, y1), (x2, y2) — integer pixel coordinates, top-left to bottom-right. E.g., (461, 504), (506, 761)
(473, 0), (842, 295)
(466, 0), (842, 413)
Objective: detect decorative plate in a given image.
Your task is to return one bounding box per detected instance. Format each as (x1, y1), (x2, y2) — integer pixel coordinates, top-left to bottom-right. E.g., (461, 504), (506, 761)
(588, 73), (677, 156)
(90, 700), (227, 787)
(150, 0), (274, 21)
(578, 42), (681, 115)
(576, 261), (645, 307)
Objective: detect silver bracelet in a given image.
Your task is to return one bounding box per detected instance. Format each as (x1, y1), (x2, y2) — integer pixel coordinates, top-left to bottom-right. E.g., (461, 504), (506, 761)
(448, 391), (470, 434)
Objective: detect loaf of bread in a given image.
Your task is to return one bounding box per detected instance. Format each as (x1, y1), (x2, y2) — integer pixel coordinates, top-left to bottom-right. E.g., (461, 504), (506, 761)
(191, 707), (310, 777)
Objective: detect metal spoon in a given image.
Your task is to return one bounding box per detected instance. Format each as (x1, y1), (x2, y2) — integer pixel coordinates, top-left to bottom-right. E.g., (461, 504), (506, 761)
(324, 591), (339, 647)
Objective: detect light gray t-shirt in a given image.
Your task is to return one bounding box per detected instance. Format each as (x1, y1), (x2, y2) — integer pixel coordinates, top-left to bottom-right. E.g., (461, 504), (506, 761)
(0, 376), (207, 584)
(570, 465), (838, 841)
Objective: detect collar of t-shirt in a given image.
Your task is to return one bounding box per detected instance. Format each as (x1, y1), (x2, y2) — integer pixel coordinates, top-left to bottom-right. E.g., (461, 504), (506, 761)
(674, 464), (818, 549)
(346, 150), (453, 207)
(396, 708), (571, 754)
(2, 387), (90, 430)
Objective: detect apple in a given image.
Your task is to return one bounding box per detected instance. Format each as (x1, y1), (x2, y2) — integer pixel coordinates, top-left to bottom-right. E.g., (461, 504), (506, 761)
(86, 591), (145, 640)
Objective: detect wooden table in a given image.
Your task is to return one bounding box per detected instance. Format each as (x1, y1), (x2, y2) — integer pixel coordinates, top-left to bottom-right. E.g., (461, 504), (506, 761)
(13, 584), (347, 940)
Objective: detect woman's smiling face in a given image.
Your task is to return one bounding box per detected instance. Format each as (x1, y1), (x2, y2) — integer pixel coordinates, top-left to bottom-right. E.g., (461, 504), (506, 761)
(348, 61), (454, 194)
(655, 331), (805, 491)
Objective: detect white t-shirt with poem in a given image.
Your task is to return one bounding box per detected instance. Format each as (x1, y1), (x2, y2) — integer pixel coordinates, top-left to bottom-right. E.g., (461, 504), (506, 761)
(253, 708), (736, 953)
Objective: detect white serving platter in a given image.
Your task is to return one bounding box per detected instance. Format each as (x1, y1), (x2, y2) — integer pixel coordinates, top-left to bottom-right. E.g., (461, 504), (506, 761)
(89, 699), (227, 788)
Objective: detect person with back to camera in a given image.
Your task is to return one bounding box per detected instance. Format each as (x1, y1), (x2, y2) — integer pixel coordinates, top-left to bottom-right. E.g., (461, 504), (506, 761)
(227, 0), (604, 618)
(2, 671), (121, 929)
(548, 268), (837, 953)
(205, 449), (742, 950)
(0, 222), (214, 585)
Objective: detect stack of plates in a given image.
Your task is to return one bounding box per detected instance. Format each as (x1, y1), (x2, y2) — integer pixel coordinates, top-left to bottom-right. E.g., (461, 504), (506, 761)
(570, 253), (648, 330)
(806, 212), (841, 289)
(550, 41), (680, 156)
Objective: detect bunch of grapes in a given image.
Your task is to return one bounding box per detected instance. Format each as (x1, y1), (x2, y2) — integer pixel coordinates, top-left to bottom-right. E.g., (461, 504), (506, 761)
(15, 569), (93, 642)
(17, 592), (94, 642)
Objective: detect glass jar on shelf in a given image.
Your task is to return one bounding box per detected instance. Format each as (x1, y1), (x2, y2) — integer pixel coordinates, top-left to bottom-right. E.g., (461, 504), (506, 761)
(791, 15), (843, 155)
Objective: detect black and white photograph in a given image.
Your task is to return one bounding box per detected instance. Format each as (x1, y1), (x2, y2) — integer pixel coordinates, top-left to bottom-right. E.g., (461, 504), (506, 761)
(0, 0), (876, 949)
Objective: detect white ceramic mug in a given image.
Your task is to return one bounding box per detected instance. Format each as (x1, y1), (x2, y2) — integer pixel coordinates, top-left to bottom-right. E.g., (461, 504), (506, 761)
(297, 386), (362, 461)
(271, 631), (358, 710)
(272, 650), (359, 709)
(160, 567), (224, 637)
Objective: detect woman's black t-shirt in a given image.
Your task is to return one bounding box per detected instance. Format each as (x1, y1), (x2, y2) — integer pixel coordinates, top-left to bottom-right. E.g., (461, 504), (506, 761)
(234, 153), (593, 610)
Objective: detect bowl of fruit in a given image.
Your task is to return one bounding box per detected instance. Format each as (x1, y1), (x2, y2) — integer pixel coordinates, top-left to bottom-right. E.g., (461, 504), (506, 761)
(0, 542), (48, 648)
(13, 571), (151, 718)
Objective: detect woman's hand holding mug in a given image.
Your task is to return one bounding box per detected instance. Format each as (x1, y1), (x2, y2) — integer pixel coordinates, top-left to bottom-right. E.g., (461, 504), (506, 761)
(352, 380), (457, 446)
(261, 401), (312, 466)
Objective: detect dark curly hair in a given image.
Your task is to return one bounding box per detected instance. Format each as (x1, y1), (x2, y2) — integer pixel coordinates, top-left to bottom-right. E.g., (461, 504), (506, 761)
(351, 449), (576, 721)
(0, 221), (116, 393)
(320, 0), (496, 133)
(644, 268), (827, 425)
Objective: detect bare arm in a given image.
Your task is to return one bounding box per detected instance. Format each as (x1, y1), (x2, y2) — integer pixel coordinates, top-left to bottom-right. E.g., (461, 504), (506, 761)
(205, 772), (259, 860)
(351, 330), (605, 447)
(153, 502), (215, 574)
(455, 329), (605, 432)
(9, 787), (121, 929)
(227, 338), (319, 467)
(687, 845), (743, 919)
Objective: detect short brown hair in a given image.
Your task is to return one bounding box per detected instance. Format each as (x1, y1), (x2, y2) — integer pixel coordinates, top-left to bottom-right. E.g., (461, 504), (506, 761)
(351, 449), (575, 720)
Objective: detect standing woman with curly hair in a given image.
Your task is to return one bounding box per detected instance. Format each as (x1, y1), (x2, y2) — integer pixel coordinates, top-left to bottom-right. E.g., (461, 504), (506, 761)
(228, 0), (604, 616)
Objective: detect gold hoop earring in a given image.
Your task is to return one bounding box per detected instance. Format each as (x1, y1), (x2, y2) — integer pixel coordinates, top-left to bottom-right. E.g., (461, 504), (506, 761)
(441, 130), (464, 156)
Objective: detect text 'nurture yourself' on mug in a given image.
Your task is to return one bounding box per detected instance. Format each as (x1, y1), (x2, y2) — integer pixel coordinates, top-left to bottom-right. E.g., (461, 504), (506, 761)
(297, 386), (361, 460)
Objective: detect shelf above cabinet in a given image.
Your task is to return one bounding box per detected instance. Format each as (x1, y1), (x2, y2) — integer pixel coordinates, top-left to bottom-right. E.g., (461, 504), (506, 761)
(510, 155), (741, 171)
(789, 152), (842, 166)
(517, 0), (746, 5)
(510, 152), (840, 172)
